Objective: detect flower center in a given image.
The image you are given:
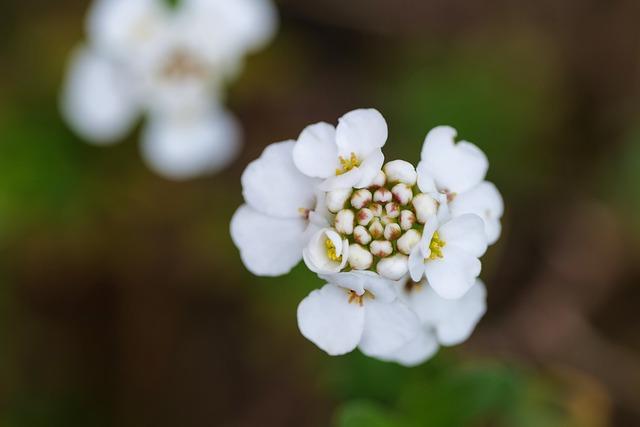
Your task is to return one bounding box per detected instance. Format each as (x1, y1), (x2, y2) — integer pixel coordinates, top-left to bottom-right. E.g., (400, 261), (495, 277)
(325, 238), (341, 262)
(162, 50), (208, 80)
(427, 231), (445, 260)
(347, 289), (374, 306)
(335, 152), (361, 175)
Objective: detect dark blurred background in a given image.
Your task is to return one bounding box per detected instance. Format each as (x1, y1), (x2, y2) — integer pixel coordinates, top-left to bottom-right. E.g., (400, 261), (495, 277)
(2, 0), (640, 426)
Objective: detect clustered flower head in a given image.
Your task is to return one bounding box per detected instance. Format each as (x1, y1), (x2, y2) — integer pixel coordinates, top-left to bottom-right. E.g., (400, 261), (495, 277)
(231, 108), (503, 366)
(61, 0), (277, 179)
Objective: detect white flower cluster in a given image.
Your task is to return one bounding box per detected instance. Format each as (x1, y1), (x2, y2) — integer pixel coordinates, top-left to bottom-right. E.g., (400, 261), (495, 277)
(61, 0), (277, 179)
(231, 108), (503, 366)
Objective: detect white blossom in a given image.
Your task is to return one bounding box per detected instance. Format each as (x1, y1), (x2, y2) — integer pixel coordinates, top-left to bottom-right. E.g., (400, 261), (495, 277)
(61, 0), (277, 179)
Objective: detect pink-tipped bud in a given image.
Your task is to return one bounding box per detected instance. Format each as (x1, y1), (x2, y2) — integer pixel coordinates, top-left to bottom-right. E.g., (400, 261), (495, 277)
(370, 240), (393, 257)
(369, 220), (384, 239)
(371, 170), (386, 188)
(384, 223), (402, 241)
(412, 193), (438, 223)
(353, 225), (372, 245)
(335, 209), (354, 235)
(385, 202), (400, 218)
(391, 183), (413, 205)
(357, 208), (374, 226)
(369, 203), (383, 217)
(373, 187), (392, 203)
(400, 210), (416, 230)
(350, 189), (372, 209)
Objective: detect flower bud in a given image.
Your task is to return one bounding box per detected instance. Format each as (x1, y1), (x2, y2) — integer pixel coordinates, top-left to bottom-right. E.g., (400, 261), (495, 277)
(384, 223), (402, 241)
(376, 254), (409, 280)
(380, 215), (395, 226)
(353, 225), (372, 245)
(397, 229), (421, 255)
(370, 240), (393, 257)
(391, 183), (413, 205)
(357, 208), (374, 226)
(350, 189), (372, 209)
(348, 243), (373, 270)
(412, 193), (438, 223)
(383, 160), (417, 185)
(385, 202), (400, 218)
(373, 187), (392, 203)
(369, 220), (384, 239)
(371, 170), (386, 187)
(400, 210), (416, 230)
(369, 203), (383, 217)
(326, 188), (352, 213)
(335, 209), (354, 235)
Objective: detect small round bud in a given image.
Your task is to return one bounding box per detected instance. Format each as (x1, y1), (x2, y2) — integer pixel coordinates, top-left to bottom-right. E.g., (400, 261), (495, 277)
(350, 189), (372, 209)
(369, 203), (383, 217)
(399, 210), (416, 230)
(373, 187), (392, 203)
(391, 183), (413, 205)
(357, 208), (374, 226)
(397, 229), (421, 255)
(380, 215), (396, 226)
(383, 160), (417, 185)
(335, 209), (354, 235)
(385, 202), (400, 218)
(353, 225), (372, 245)
(369, 220), (384, 239)
(384, 223), (402, 241)
(370, 240), (393, 257)
(377, 254), (409, 280)
(326, 188), (352, 213)
(412, 193), (438, 223)
(371, 170), (386, 187)
(348, 244), (373, 270)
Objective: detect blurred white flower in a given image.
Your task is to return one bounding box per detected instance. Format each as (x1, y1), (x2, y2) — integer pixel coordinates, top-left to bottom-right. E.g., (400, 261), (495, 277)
(408, 214), (488, 299)
(379, 279), (487, 367)
(230, 141), (328, 276)
(297, 274), (421, 357)
(417, 126), (504, 244)
(61, 0), (277, 179)
(292, 109), (387, 191)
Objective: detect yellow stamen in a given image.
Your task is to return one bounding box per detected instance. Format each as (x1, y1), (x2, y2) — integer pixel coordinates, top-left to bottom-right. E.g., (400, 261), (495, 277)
(347, 290), (374, 306)
(427, 231), (445, 260)
(325, 238), (341, 262)
(335, 152), (361, 175)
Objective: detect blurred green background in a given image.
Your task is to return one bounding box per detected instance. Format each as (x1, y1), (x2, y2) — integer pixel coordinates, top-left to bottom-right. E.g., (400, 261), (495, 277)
(1, 0), (640, 426)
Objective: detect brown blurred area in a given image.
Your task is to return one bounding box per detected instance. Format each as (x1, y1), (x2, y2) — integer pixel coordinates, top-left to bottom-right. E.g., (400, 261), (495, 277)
(2, 0), (640, 426)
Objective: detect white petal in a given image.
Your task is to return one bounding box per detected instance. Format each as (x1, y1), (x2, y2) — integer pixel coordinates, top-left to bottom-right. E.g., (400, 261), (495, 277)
(449, 181), (504, 245)
(60, 47), (139, 144)
(381, 331), (439, 367)
(319, 271), (397, 303)
(141, 108), (240, 179)
(242, 140), (319, 218)
(435, 280), (487, 346)
(292, 122), (338, 179)
(297, 284), (365, 356)
(318, 166), (364, 191)
(420, 126), (488, 194)
(354, 150), (385, 188)
(439, 214), (488, 258)
(408, 245), (426, 282)
(424, 246), (481, 299)
(230, 205), (306, 276)
(336, 109), (388, 158)
(358, 299), (421, 358)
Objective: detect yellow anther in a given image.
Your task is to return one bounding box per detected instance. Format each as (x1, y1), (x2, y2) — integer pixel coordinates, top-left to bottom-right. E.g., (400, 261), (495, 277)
(427, 231), (445, 260)
(347, 290), (374, 306)
(325, 238), (341, 262)
(335, 152), (361, 175)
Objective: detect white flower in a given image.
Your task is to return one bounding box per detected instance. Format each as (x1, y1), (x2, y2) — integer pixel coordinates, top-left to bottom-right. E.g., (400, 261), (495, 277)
(302, 228), (349, 274)
(379, 279), (487, 367)
(416, 126), (504, 244)
(408, 214), (487, 299)
(292, 109), (388, 191)
(230, 141), (326, 276)
(297, 273), (421, 357)
(61, 0), (277, 179)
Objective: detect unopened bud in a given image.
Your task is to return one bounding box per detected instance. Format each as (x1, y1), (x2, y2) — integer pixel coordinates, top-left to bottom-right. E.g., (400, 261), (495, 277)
(397, 229), (421, 255)
(369, 203), (383, 217)
(412, 193), (438, 223)
(335, 209), (354, 235)
(348, 244), (373, 270)
(353, 225), (372, 245)
(377, 254), (409, 280)
(384, 160), (417, 185)
(370, 240), (393, 257)
(391, 183), (413, 205)
(371, 170), (386, 187)
(400, 210), (416, 230)
(357, 208), (374, 226)
(369, 220), (384, 239)
(385, 202), (400, 218)
(380, 215), (396, 226)
(326, 188), (352, 213)
(350, 189), (372, 209)
(384, 223), (402, 240)
(373, 187), (392, 203)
